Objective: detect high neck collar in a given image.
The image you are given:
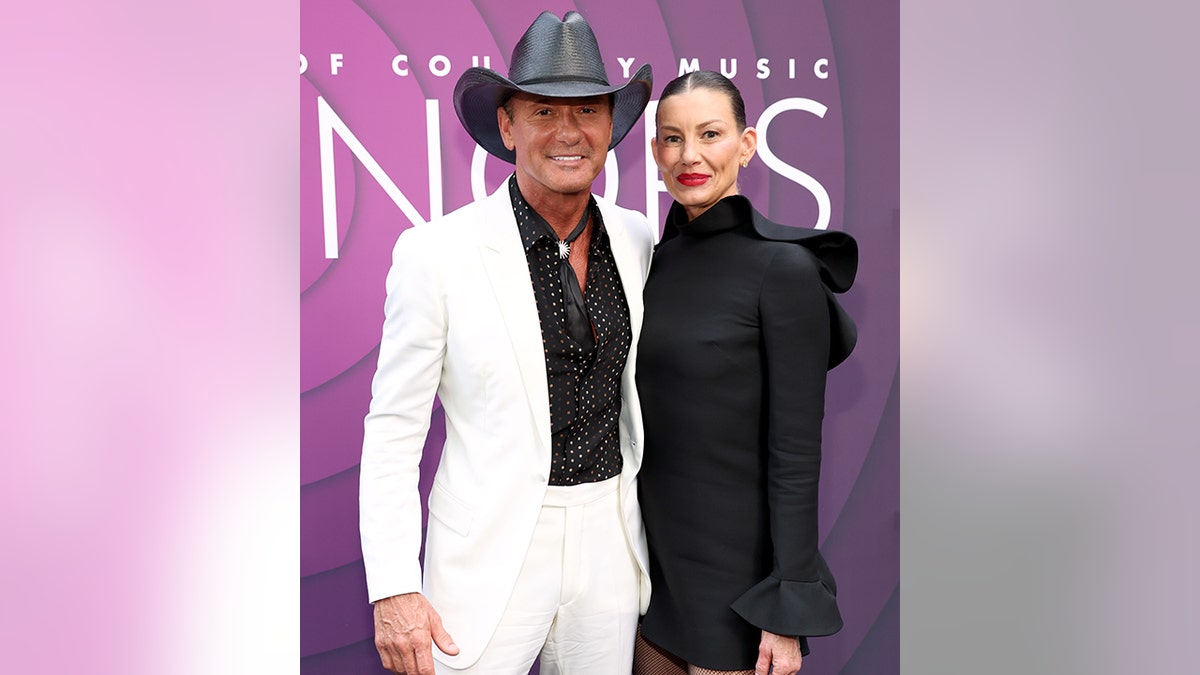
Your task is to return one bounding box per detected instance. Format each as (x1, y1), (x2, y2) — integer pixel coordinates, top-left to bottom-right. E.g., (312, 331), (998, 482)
(666, 195), (752, 239)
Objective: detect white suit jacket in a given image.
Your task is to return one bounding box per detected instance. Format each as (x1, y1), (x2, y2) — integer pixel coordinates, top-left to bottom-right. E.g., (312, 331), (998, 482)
(360, 178), (657, 668)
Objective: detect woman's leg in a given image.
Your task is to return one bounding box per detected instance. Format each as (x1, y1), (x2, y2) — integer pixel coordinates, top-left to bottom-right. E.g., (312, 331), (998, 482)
(633, 627), (756, 675)
(686, 667), (754, 675)
(632, 629), (687, 675)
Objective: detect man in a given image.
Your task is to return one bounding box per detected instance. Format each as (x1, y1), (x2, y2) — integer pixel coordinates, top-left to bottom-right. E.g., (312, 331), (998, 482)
(359, 11), (655, 675)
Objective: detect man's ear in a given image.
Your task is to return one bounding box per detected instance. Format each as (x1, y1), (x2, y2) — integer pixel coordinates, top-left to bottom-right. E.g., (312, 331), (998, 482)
(497, 106), (516, 151)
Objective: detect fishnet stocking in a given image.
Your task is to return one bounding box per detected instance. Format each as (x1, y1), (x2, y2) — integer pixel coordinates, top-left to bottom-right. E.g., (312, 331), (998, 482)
(633, 629), (755, 675)
(633, 630), (685, 675)
(689, 665), (756, 675)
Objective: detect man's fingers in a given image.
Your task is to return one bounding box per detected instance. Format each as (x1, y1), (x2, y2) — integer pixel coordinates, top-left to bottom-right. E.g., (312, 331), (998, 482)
(372, 594), (449, 673)
(413, 635), (439, 675)
(430, 614), (460, 656)
(374, 632), (400, 673)
(375, 644), (394, 673)
(398, 638), (424, 675)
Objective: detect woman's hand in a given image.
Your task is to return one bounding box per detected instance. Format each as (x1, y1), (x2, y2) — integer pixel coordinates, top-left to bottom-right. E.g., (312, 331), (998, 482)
(755, 630), (802, 675)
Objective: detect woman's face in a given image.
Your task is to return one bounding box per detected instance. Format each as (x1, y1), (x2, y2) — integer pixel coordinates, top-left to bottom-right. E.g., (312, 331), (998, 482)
(653, 87), (756, 221)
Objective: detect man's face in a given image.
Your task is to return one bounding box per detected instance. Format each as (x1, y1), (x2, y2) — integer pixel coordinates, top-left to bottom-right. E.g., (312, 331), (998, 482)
(497, 92), (613, 205)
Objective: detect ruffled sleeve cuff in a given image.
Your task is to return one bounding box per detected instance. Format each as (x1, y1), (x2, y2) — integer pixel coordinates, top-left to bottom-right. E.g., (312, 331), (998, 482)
(730, 566), (844, 638)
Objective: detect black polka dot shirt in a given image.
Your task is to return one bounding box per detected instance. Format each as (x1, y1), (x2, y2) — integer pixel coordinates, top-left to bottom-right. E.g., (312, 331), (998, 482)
(509, 176), (630, 486)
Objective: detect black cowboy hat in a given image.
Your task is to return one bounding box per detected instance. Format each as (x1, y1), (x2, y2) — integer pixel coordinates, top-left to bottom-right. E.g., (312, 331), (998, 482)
(453, 11), (653, 164)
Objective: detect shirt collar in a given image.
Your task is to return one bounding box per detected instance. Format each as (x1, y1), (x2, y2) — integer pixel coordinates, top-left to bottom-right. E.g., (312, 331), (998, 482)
(508, 174), (603, 253)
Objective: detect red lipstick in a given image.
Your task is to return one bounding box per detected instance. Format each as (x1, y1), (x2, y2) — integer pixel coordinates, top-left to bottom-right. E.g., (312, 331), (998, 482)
(677, 173), (709, 186)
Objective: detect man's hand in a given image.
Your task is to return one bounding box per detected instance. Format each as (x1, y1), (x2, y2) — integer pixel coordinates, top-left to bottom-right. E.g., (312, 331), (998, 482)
(754, 630), (802, 675)
(373, 592), (459, 674)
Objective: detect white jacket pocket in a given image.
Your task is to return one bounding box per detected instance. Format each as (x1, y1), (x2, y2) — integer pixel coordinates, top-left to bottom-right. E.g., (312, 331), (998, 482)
(428, 481), (474, 536)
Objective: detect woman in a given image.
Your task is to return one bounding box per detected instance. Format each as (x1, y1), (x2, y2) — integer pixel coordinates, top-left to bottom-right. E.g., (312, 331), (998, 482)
(634, 71), (857, 675)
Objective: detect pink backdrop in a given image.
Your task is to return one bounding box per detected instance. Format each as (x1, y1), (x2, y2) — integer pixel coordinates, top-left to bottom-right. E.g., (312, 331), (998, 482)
(301, 2), (898, 673)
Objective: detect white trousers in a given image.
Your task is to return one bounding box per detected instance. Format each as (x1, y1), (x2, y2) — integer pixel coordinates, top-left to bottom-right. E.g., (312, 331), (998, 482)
(436, 476), (641, 675)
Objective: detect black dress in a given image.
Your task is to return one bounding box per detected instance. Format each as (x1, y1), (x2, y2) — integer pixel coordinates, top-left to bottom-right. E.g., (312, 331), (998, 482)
(636, 195), (857, 670)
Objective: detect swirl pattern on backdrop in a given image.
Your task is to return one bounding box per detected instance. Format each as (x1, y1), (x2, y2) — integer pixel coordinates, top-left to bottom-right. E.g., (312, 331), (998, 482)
(301, 1), (897, 673)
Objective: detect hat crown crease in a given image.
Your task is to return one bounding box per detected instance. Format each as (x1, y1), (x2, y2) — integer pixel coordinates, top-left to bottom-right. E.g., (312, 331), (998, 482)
(452, 11), (651, 164)
(508, 13), (610, 87)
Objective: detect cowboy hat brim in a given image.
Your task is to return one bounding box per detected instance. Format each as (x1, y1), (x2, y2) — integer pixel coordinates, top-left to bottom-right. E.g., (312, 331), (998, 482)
(453, 63), (653, 164)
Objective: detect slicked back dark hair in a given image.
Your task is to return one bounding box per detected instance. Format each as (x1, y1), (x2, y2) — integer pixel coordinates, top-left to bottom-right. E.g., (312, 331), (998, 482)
(657, 70), (747, 131)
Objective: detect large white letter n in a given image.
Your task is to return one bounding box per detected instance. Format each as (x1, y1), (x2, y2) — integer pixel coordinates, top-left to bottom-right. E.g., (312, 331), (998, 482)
(317, 96), (428, 258)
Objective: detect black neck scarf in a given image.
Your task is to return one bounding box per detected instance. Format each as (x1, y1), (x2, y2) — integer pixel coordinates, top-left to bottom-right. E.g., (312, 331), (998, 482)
(547, 204), (595, 351)
(510, 177), (596, 351)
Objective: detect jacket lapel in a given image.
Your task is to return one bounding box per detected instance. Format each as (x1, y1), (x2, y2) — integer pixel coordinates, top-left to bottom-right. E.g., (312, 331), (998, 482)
(595, 198), (648, 473)
(597, 200), (646, 341)
(478, 182), (552, 450)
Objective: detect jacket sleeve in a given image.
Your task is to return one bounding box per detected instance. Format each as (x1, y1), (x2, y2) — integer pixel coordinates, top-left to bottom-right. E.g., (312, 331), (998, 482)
(730, 244), (844, 638)
(359, 226), (447, 604)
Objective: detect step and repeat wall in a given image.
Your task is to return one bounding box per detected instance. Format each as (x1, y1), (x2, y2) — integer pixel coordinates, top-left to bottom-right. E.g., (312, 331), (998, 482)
(301, 1), (897, 672)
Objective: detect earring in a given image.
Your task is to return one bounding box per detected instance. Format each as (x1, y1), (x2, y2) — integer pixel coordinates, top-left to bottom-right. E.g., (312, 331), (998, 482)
(741, 159), (748, 168)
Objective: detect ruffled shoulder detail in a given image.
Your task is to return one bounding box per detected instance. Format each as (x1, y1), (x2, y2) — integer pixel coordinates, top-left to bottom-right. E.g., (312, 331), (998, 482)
(748, 209), (856, 293)
(658, 196), (858, 368)
(745, 201), (857, 369)
(730, 554), (844, 639)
